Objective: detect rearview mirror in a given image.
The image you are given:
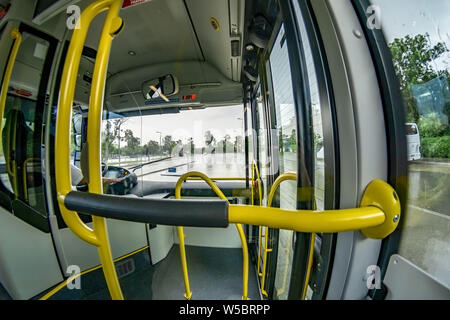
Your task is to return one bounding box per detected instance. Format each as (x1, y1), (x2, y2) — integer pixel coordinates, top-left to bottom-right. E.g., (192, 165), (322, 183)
(142, 74), (179, 101)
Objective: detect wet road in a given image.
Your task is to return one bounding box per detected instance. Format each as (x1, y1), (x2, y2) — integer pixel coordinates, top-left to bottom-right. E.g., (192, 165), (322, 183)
(401, 160), (450, 287)
(128, 153), (246, 182)
(408, 161), (450, 216)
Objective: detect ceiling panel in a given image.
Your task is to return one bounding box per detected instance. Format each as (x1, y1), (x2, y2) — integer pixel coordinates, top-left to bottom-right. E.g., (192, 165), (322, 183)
(185, 0), (244, 82)
(185, 0), (232, 80)
(84, 0), (203, 75)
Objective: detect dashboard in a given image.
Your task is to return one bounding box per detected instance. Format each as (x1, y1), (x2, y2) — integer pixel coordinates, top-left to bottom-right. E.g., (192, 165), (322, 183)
(76, 165), (138, 195)
(104, 166), (138, 195)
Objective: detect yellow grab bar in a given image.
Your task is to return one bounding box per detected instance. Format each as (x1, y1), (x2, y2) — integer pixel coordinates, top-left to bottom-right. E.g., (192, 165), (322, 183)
(0, 28), (22, 197)
(264, 172), (315, 299)
(229, 179), (400, 239)
(229, 204), (384, 232)
(175, 171), (250, 300)
(55, 0), (124, 300)
(259, 172), (297, 297)
(301, 233), (316, 300)
(0, 28), (22, 146)
(266, 172), (298, 298)
(186, 177), (246, 181)
(251, 160), (268, 295)
(251, 159), (262, 206)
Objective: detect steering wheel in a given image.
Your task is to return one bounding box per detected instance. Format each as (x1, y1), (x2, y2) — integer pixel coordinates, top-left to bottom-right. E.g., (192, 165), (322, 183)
(101, 162), (108, 177)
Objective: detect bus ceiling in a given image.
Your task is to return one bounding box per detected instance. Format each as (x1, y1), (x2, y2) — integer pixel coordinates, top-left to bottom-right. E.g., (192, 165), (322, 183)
(1, 0), (279, 109)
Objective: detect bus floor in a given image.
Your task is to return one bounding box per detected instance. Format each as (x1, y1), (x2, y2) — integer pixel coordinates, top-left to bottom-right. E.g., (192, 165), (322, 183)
(40, 245), (261, 300)
(0, 282), (11, 300)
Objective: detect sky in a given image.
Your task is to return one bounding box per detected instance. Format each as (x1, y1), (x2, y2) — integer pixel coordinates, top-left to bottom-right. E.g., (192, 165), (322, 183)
(372, 0), (450, 70)
(108, 104), (245, 147)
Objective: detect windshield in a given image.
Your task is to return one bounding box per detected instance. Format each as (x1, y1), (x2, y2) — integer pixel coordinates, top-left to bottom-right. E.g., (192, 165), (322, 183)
(101, 105), (245, 181)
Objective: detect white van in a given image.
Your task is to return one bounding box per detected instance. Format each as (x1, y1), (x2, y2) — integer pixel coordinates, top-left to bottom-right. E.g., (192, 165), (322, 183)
(406, 123), (421, 160)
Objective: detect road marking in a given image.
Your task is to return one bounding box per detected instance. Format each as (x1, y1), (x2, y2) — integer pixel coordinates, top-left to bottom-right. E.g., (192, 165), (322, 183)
(407, 205), (449, 219)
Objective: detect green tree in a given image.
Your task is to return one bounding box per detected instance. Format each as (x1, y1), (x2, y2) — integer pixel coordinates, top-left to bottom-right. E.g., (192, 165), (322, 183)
(123, 129), (140, 155)
(163, 135), (173, 153)
(289, 129), (297, 152)
(111, 118), (128, 163)
(389, 33), (449, 123)
(102, 120), (115, 161)
(146, 140), (160, 155)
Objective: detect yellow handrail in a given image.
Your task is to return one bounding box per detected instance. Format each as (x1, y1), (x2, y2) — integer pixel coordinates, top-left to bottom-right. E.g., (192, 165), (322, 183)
(186, 177), (247, 181)
(0, 28), (22, 197)
(175, 171), (250, 300)
(251, 159), (262, 206)
(251, 160), (270, 296)
(228, 179), (400, 239)
(55, 0), (124, 300)
(229, 205), (384, 232)
(0, 28), (21, 146)
(260, 172), (297, 298)
(264, 172), (315, 299)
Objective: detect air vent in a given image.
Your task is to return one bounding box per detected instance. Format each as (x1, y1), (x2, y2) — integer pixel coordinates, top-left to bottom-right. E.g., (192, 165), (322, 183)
(115, 258), (135, 279)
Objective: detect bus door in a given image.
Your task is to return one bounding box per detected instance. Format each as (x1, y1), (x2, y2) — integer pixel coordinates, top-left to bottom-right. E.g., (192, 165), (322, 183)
(0, 21), (63, 299)
(255, 1), (337, 300)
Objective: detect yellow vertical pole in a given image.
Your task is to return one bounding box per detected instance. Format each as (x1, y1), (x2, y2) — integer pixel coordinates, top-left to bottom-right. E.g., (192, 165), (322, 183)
(175, 171), (249, 300)
(257, 225), (263, 277)
(265, 172), (297, 298)
(55, 0), (124, 300)
(0, 28), (22, 143)
(0, 28), (22, 198)
(87, 0), (124, 300)
(177, 226), (192, 299)
(301, 232), (316, 300)
(260, 225), (272, 297)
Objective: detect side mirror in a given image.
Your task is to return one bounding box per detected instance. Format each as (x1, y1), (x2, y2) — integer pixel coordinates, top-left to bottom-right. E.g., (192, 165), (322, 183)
(142, 74), (179, 101)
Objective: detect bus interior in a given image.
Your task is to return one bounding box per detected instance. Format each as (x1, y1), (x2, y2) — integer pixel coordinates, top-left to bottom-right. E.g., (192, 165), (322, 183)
(0, 0), (449, 301)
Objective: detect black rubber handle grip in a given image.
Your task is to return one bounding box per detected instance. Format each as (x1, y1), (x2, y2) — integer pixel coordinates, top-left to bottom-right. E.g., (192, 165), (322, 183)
(64, 191), (229, 228)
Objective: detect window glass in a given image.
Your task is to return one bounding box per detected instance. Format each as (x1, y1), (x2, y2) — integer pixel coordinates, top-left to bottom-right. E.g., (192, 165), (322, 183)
(269, 24), (298, 300)
(371, 0), (450, 286)
(101, 105), (246, 185)
(245, 102), (254, 180)
(1, 31), (50, 214)
(256, 85), (269, 204)
(291, 0), (329, 299)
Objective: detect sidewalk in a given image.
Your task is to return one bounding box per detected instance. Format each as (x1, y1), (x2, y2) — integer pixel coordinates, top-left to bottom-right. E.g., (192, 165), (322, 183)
(409, 158), (450, 167)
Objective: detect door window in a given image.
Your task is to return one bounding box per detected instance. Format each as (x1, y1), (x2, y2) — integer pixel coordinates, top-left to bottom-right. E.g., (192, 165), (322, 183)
(268, 23), (298, 300)
(255, 85), (269, 204)
(0, 27), (55, 231)
(371, 0), (450, 287)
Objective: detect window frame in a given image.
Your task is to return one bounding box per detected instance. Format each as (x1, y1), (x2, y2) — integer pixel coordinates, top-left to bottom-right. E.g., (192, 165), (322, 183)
(350, 0), (412, 299)
(0, 23), (58, 232)
(256, 0), (340, 300)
